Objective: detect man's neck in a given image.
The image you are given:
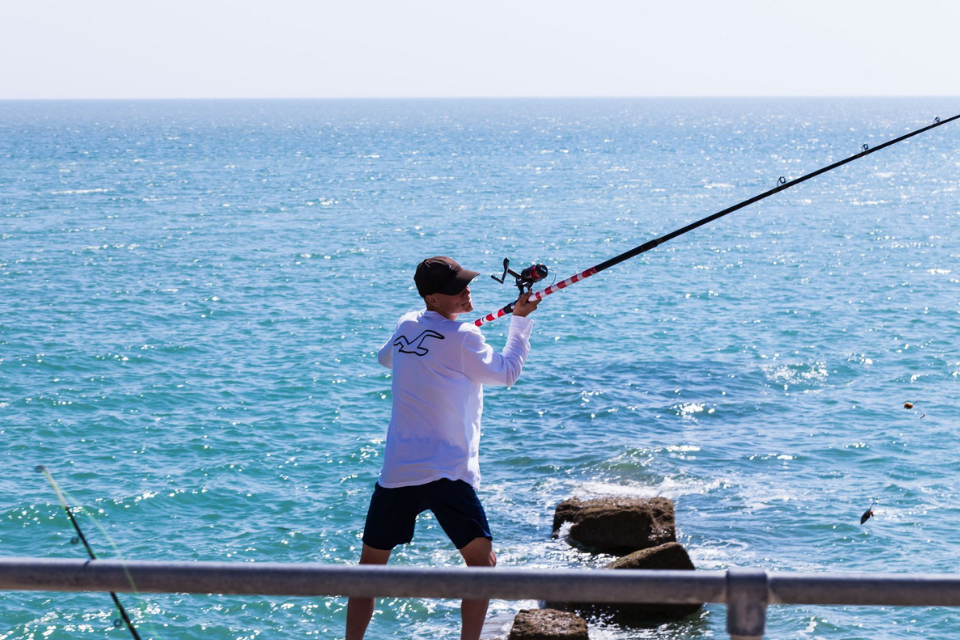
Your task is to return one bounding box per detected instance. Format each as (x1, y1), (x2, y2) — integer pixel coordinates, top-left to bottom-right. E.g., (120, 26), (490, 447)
(425, 304), (458, 321)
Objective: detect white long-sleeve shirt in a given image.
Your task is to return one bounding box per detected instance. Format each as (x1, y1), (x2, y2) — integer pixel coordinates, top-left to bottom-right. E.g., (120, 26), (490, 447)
(377, 310), (534, 489)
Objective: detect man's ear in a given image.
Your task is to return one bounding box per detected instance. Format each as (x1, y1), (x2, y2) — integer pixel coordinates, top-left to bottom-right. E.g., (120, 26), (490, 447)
(423, 294), (436, 308)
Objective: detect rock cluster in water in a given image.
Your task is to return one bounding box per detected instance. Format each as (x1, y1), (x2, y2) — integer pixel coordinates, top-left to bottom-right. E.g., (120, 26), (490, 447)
(507, 496), (701, 638)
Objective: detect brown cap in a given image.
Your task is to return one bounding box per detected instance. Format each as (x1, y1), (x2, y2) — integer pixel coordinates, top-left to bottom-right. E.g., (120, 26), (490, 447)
(414, 256), (480, 298)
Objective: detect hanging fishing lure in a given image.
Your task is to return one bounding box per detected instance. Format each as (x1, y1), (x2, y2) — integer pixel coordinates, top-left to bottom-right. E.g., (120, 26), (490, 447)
(861, 401), (929, 524)
(476, 113), (959, 326)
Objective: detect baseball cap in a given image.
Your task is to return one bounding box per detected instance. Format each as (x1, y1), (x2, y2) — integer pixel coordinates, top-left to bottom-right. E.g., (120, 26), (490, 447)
(414, 256), (480, 298)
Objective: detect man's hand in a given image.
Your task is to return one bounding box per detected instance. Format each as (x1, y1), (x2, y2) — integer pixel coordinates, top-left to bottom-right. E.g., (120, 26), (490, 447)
(512, 291), (541, 317)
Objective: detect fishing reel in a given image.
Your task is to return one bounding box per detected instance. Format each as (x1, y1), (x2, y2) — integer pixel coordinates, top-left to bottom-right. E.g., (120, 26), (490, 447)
(491, 258), (548, 293)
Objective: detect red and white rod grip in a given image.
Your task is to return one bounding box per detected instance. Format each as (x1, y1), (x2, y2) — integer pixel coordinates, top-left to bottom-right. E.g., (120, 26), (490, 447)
(473, 266), (599, 327)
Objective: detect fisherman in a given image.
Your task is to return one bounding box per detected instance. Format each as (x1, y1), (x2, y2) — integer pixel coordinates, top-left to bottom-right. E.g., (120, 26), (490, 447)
(345, 256), (540, 640)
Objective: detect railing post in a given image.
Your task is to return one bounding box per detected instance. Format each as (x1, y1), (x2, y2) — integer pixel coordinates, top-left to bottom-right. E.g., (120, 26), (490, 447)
(726, 568), (768, 640)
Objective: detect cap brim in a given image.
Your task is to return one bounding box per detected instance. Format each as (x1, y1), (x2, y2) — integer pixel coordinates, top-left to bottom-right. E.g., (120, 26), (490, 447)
(436, 269), (479, 295)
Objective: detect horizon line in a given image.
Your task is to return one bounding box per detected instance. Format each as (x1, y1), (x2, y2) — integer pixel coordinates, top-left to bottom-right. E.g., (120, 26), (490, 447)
(2, 94), (959, 102)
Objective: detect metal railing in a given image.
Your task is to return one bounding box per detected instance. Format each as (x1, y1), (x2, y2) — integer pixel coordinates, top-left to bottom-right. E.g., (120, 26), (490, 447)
(4, 557), (960, 639)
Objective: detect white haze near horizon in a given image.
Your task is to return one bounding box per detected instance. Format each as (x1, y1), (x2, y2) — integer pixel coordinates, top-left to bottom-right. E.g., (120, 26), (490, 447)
(1, 0), (958, 100)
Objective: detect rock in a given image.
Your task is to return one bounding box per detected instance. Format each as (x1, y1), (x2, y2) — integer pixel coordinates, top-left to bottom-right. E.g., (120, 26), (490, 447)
(545, 542), (702, 626)
(606, 541), (696, 571)
(552, 497), (676, 555)
(601, 542), (703, 621)
(508, 609), (589, 640)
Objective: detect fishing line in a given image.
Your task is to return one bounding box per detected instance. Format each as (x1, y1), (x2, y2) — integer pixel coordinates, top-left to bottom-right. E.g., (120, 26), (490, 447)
(37, 465), (144, 640)
(860, 401), (927, 526)
(473, 112), (960, 326)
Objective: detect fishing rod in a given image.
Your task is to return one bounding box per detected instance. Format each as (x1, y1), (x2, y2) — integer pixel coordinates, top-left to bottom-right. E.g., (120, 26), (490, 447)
(36, 465), (143, 640)
(473, 112), (960, 327)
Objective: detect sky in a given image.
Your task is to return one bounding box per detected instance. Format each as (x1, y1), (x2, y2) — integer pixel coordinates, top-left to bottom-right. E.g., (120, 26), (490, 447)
(2, 0), (959, 100)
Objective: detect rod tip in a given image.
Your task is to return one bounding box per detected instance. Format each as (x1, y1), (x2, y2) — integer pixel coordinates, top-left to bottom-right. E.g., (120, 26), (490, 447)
(35, 465), (47, 473)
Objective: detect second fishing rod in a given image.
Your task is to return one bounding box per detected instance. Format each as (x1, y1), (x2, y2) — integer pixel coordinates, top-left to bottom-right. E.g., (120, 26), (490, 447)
(473, 112), (960, 327)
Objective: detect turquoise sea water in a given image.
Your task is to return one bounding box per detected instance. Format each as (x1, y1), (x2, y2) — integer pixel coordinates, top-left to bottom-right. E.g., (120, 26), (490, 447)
(2, 98), (959, 639)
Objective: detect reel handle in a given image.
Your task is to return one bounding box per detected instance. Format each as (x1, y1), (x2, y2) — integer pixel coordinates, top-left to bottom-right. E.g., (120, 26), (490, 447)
(491, 257), (548, 292)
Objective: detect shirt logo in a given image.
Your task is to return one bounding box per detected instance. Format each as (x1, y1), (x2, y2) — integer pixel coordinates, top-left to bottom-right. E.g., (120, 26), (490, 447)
(394, 330), (444, 356)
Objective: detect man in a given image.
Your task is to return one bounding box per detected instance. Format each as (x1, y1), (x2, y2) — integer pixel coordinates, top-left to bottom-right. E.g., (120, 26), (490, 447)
(345, 256), (540, 640)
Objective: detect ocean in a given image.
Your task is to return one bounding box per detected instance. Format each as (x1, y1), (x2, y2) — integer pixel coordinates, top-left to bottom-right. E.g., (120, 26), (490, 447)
(1, 97), (959, 639)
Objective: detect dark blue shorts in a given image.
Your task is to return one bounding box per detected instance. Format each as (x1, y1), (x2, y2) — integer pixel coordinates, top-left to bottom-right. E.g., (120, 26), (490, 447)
(362, 478), (492, 551)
